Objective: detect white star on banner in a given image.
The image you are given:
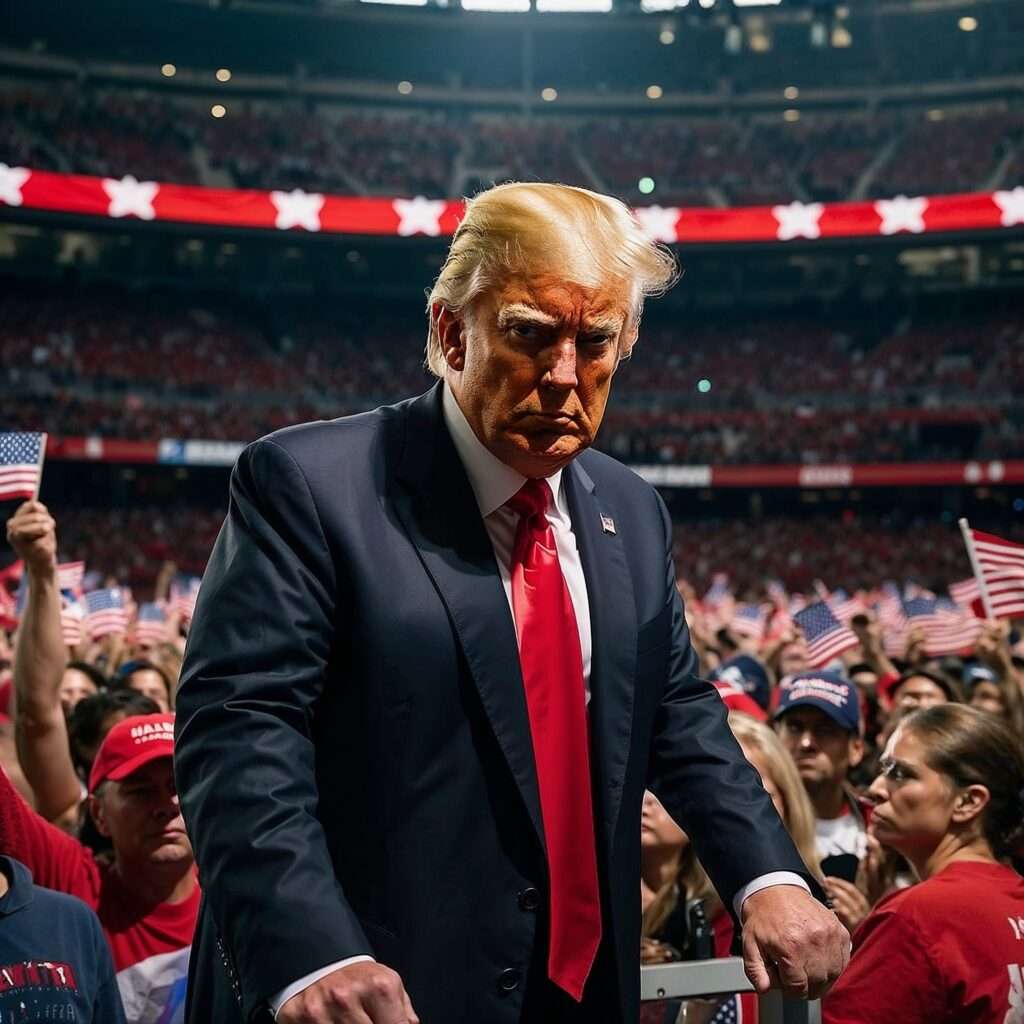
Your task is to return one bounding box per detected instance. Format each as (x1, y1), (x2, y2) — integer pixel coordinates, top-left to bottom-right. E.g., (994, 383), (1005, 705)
(634, 205), (680, 243)
(102, 176), (158, 220)
(270, 189), (325, 231)
(875, 194), (928, 235)
(393, 196), (447, 237)
(0, 164), (30, 206)
(994, 187), (1024, 228)
(772, 201), (824, 241)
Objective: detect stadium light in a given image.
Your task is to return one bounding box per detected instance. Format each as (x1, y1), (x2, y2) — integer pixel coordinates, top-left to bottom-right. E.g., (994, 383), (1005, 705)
(638, 177), (656, 195)
(783, 108), (800, 122)
(831, 23), (851, 47)
(658, 27), (676, 43)
(397, 80), (414, 94)
(783, 85), (799, 100)
(462, 0), (529, 10)
(541, 86), (558, 101)
(958, 15), (978, 31)
(216, 68), (232, 82)
(211, 104), (227, 118)
(732, 0), (781, 5)
(161, 63), (176, 77)
(359, 0), (428, 6)
(642, 0), (688, 11)
(646, 84), (663, 99)
(537, 0), (611, 10)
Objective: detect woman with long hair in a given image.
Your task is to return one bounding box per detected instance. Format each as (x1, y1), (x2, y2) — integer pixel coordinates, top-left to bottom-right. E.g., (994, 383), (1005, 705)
(640, 713), (824, 1023)
(824, 703), (1024, 1023)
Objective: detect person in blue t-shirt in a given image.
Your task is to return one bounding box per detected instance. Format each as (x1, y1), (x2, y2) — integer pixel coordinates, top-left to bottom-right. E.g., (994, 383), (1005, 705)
(0, 854), (126, 1023)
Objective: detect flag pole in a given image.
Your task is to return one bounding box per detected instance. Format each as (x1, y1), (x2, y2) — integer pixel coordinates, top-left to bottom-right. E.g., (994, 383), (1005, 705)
(958, 517), (994, 619)
(33, 433), (48, 501)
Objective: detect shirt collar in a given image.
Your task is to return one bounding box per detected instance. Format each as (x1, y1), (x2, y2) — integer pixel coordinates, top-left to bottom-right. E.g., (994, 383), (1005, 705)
(441, 382), (565, 519)
(0, 856), (34, 916)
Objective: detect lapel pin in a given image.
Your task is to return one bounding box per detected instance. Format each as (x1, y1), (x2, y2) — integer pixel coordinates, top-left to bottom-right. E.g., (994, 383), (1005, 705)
(600, 514), (616, 535)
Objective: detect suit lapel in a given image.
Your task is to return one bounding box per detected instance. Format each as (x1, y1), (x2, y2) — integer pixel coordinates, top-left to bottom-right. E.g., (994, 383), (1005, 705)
(565, 459), (637, 847)
(391, 386), (545, 852)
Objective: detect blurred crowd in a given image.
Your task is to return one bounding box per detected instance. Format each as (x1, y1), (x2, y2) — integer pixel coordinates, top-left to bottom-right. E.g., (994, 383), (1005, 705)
(2, 497), (1022, 1022)
(4, 283), (1023, 465)
(2, 83), (1021, 205)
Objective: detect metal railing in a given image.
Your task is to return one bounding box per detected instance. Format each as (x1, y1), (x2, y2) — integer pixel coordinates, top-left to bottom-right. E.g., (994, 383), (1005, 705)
(641, 958), (822, 1024)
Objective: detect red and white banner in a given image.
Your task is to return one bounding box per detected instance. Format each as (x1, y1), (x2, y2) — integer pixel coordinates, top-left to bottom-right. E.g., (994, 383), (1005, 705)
(39, 437), (1024, 487)
(1, 165), (1022, 243)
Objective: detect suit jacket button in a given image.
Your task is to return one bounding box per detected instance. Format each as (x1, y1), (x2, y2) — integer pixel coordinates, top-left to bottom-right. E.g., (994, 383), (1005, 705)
(498, 968), (522, 993)
(518, 887), (540, 911)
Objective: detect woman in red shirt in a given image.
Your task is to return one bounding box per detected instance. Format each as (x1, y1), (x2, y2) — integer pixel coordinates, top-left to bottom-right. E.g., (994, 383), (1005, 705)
(824, 703), (1024, 1024)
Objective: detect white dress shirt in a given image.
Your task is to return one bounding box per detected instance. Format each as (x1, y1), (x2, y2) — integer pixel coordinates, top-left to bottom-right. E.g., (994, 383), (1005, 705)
(270, 387), (806, 1017)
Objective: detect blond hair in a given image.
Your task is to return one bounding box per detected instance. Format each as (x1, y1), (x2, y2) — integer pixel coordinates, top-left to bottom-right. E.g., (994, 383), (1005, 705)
(729, 712), (823, 880)
(424, 181), (679, 377)
(643, 715), (823, 942)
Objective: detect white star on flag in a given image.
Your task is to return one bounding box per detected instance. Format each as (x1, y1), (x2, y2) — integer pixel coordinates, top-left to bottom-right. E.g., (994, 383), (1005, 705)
(875, 194), (928, 235)
(393, 196), (447, 237)
(0, 164), (30, 207)
(102, 176), (159, 220)
(270, 189), (325, 232)
(634, 205), (680, 243)
(772, 201), (824, 241)
(994, 187), (1024, 228)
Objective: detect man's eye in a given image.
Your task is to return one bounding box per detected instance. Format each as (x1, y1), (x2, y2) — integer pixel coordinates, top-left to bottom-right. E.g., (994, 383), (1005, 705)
(581, 334), (612, 348)
(509, 323), (539, 339)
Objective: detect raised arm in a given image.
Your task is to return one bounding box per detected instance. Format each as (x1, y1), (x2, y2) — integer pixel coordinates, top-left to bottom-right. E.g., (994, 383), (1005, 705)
(6, 501), (82, 822)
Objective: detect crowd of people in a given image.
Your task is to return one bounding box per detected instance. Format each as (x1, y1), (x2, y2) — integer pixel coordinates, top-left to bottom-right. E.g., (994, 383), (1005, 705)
(2, 82), (1020, 205)
(2, 495), (1022, 1022)
(3, 282), (1022, 465)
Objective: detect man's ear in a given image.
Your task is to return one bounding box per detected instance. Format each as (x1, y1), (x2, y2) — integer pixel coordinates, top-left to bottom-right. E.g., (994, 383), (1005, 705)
(951, 783), (990, 827)
(848, 735), (865, 770)
(434, 304), (466, 372)
(89, 793), (112, 838)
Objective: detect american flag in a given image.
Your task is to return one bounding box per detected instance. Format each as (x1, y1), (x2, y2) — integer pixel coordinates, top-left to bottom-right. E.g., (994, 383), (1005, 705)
(0, 432), (47, 503)
(904, 596), (981, 656)
(876, 582), (909, 657)
(60, 598), (85, 648)
(793, 601), (859, 668)
(826, 588), (867, 624)
(730, 603), (768, 642)
(966, 528), (1024, 620)
(57, 561), (86, 596)
(83, 587), (128, 640)
(703, 572), (731, 609)
(949, 576), (981, 607)
(170, 575), (202, 620)
(134, 603), (168, 647)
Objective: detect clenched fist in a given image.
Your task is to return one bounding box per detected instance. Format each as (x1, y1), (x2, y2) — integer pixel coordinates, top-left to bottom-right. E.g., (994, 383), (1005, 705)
(277, 962), (420, 1024)
(5, 500), (57, 579)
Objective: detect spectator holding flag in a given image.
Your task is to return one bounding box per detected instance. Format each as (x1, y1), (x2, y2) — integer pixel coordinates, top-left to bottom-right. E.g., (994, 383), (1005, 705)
(0, 713), (198, 1023)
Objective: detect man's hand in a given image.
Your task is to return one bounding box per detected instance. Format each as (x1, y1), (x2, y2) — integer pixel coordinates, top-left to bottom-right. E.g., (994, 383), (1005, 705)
(5, 501), (57, 579)
(277, 962), (419, 1024)
(740, 885), (849, 1000)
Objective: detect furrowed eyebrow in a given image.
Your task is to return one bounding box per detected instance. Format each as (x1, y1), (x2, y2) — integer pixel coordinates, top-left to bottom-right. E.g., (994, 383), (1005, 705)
(581, 316), (625, 335)
(496, 304), (559, 330)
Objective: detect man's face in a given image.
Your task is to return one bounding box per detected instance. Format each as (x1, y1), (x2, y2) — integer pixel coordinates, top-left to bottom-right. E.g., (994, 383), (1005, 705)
(126, 670), (171, 713)
(91, 757), (192, 867)
(59, 668), (98, 714)
(778, 639), (810, 676)
(777, 706), (863, 791)
(894, 675), (948, 714)
(440, 273), (632, 478)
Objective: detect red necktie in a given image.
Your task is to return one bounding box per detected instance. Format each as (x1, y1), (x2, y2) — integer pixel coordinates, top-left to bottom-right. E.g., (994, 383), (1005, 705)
(506, 478), (602, 1002)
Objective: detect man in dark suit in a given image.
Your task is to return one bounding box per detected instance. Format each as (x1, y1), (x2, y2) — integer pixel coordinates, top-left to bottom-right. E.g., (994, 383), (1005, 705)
(174, 182), (848, 1024)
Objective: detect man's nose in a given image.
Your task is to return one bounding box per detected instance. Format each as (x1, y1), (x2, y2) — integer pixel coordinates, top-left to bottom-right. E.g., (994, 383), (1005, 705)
(866, 773), (887, 804)
(544, 340), (578, 390)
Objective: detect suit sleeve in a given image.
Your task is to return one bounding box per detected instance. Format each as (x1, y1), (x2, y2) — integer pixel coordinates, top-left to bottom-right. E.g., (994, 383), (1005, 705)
(645, 490), (825, 915)
(174, 438), (372, 1020)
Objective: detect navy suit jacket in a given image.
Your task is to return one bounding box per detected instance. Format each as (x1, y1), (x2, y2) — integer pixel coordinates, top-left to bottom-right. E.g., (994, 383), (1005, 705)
(174, 384), (817, 1024)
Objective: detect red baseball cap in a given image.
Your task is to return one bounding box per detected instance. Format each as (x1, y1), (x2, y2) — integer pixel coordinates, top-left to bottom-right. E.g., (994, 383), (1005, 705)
(88, 712), (175, 793)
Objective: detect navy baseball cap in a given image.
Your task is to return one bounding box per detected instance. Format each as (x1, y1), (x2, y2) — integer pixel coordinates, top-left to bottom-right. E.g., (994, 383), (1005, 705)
(774, 670), (860, 734)
(713, 654), (771, 711)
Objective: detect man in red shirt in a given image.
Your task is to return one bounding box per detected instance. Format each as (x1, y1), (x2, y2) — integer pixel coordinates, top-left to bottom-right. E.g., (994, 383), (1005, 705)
(0, 712), (198, 1023)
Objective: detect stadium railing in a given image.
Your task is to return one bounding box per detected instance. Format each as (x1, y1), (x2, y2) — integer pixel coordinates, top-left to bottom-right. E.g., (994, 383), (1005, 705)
(641, 957), (822, 1024)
